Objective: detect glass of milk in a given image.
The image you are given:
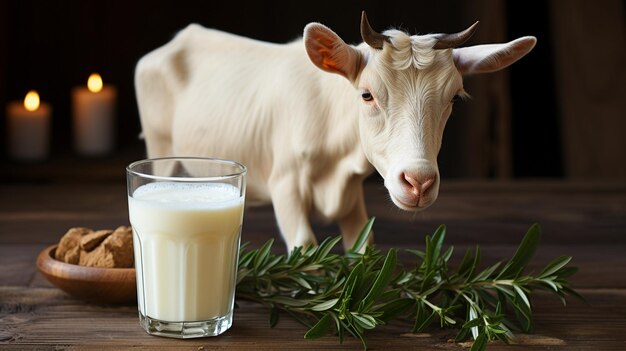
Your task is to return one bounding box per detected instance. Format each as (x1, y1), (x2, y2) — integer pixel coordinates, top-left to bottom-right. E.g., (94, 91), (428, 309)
(126, 157), (246, 338)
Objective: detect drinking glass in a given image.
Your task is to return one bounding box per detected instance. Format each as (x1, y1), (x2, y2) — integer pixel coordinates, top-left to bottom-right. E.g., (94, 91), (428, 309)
(127, 157), (246, 338)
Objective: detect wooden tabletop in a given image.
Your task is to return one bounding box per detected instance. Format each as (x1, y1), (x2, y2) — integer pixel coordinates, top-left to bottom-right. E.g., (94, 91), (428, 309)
(1, 174), (626, 350)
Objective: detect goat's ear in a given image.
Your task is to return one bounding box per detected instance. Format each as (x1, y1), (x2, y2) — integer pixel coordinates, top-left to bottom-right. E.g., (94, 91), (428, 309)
(304, 23), (364, 82)
(453, 36), (537, 75)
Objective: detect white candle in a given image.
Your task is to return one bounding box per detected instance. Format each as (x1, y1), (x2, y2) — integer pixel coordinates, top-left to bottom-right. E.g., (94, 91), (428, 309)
(72, 73), (117, 156)
(6, 90), (51, 161)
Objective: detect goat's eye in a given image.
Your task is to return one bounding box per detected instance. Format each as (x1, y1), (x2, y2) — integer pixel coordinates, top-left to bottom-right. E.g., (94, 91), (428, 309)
(361, 92), (374, 102)
(451, 94), (460, 103)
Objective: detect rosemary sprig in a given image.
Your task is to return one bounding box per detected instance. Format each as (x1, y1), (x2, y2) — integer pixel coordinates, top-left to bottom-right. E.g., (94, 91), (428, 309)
(235, 219), (581, 350)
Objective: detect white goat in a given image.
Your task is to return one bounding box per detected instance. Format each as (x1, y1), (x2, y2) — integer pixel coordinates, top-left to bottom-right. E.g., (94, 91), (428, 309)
(135, 12), (536, 250)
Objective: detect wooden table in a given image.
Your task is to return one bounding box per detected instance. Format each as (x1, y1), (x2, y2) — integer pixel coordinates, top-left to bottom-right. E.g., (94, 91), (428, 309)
(1, 176), (625, 350)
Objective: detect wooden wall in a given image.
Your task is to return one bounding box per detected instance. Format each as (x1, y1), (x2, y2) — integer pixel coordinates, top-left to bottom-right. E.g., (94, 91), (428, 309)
(550, 0), (626, 179)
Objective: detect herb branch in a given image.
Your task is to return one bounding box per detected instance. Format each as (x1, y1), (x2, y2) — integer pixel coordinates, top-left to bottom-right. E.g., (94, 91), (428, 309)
(236, 219), (581, 350)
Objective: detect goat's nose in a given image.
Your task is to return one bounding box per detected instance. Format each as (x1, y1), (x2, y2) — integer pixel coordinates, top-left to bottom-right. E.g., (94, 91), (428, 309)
(402, 172), (435, 196)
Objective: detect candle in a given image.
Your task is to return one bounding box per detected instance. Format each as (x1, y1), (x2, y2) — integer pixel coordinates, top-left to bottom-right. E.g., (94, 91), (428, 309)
(72, 73), (117, 156)
(6, 90), (52, 161)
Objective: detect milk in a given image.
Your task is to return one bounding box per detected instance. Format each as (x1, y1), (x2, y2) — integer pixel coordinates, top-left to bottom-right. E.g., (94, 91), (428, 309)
(128, 182), (244, 322)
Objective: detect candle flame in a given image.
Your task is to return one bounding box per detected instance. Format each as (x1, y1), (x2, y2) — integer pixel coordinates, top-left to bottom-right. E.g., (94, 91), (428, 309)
(87, 73), (103, 93)
(24, 91), (40, 112)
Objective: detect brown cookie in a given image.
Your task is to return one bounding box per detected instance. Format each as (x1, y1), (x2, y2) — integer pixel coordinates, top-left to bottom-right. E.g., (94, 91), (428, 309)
(80, 229), (113, 252)
(64, 245), (82, 265)
(79, 245), (108, 267)
(79, 226), (134, 268)
(103, 226), (134, 268)
(55, 227), (92, 263)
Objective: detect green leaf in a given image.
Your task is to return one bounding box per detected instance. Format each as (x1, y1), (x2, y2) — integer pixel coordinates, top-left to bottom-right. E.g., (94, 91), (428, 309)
(350, 217), (375, 254)
(376, 298), (414, 321)
(377, 288), (401, 302)
(343, 262), (364, 297)
(238, 249), (256, 267)
(443, 314), (457, 325)
(290, 276), (313, 290)
(266, 296), (309, 307)
(495, 301), (504, 316)
(236, 268), (251, 284)
(304, 313), (333, 339)
(394, 271), (414, 285)
(442, 246), (454, 263)
(462, 317), (484, 330)
(511, 293), (533, 333)
(257, 255), (284, 276)
(406, 248), (425, 258)
(361, 249), (397, 309)
(422, 236), (435, 272)
(352, 313), (377, 330)
(562, 286), (587, 304)
(311, 298), (339, 312)
(286, 246), (303, 264)
(497, 223), (541, 279)
(493, 284), (515, 298)
(469, 304), (480, 340)
(457, 248), (475, 275)
(470, 332), (489, 351)
(420, 283), (443, 298)
(253, 238), (274, 269)
(313, 235), (343, 262)
(539, 255), (572, 278)
(540, 278), (560, 292)
(431, 225), (447, 254)
(513, 285), (531, 308)
(473, 261), (502, 281)
(412, 302), (437, 333)
(421, 225), (446, 275)
(556, 266), (579, 278)
(420, 270), (439, 292)
(468, 246), (482, 280)
(329, 312), (344, 343)
(269, 306), (279, 328)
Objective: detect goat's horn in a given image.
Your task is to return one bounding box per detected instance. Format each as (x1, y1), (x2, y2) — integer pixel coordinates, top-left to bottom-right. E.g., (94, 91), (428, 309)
(360, 11), (388, 50)
(433, 21), (479, 49)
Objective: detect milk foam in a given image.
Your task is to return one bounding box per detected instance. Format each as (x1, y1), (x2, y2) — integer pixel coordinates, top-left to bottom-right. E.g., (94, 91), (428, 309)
(132, 182), (242, 207)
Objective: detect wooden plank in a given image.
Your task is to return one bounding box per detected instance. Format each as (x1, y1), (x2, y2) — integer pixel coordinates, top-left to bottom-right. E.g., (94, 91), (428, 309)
(549, 0), (626, 179)
(0, 245), (44, 287)
(0, 183), (131, 245)
(0, 287), (624, 350)
(1, 180), (625, 245)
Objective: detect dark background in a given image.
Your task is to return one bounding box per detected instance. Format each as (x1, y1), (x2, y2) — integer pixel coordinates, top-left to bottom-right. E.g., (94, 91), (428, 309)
(0, 0), (623, 180)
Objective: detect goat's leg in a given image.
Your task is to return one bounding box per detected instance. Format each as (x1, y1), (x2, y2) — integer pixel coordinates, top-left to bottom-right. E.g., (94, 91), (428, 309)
(338, 184), (373, 252)
(269, 174), (317, 251)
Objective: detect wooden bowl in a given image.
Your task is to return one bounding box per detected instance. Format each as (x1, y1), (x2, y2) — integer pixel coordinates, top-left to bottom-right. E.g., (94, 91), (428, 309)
(37, 245), (137, 304)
